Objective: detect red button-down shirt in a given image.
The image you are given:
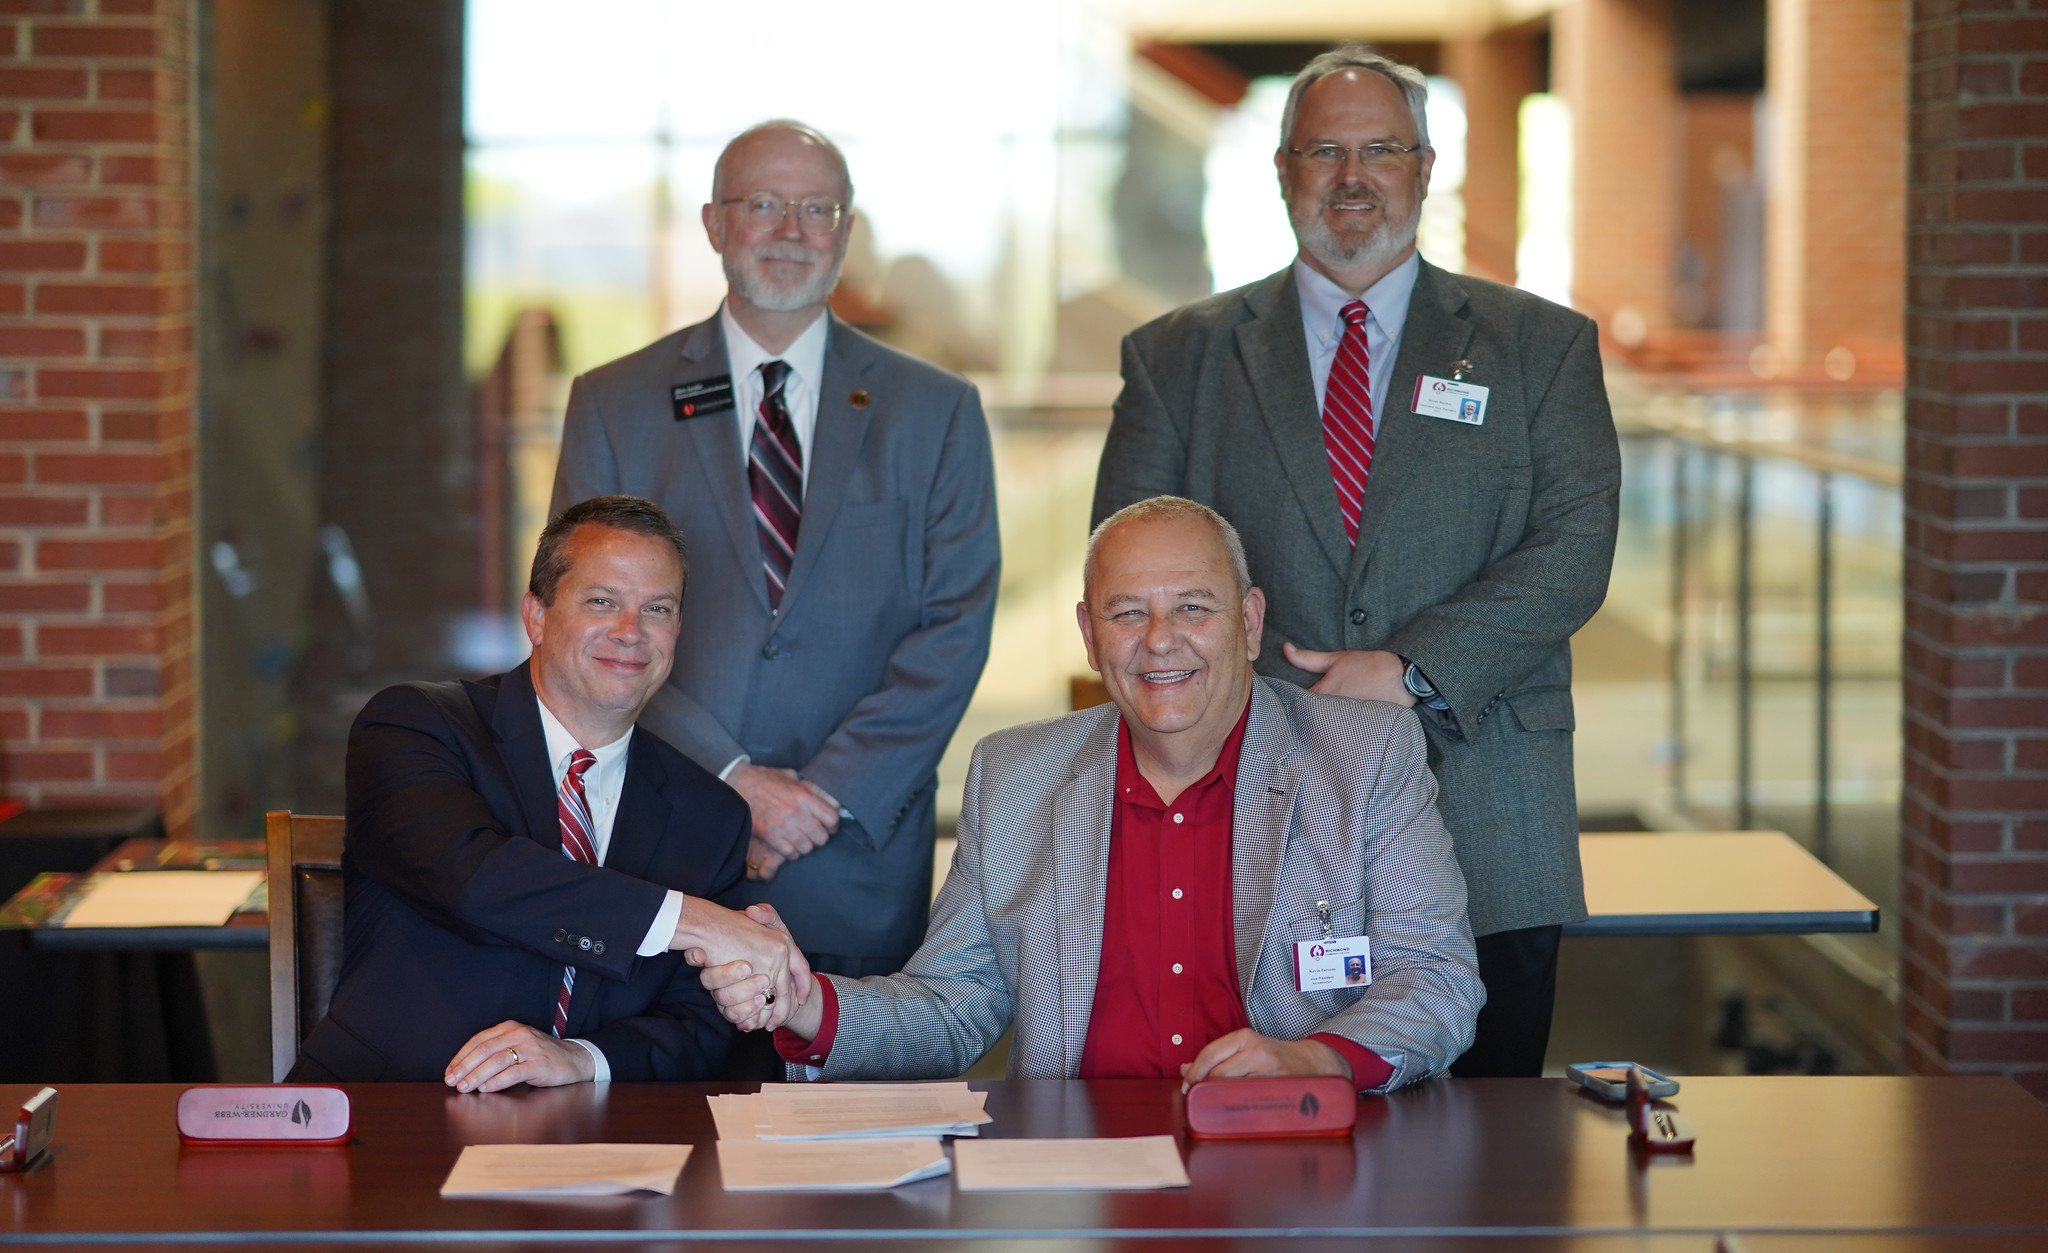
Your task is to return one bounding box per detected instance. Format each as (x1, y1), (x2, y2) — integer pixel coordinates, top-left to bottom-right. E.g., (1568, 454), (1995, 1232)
(780, 696), (1391, 1089)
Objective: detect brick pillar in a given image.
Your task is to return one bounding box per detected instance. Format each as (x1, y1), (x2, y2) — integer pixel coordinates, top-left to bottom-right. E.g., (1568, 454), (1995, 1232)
(1767, 0), (1908, 375)
(1901, 0), (2048, 1098)
(1444, 26), (1541, 287)
(0, 2), (198, 832)
(1554, 0), (1680, 338)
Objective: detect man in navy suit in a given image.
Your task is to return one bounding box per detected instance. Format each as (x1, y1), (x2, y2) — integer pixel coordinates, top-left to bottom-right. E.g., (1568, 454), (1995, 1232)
(290, 496), (811, 1088)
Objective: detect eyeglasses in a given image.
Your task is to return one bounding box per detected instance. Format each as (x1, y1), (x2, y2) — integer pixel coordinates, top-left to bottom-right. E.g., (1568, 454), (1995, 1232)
(719, 191), (845, 236)
(1288, 143), (1425, 172)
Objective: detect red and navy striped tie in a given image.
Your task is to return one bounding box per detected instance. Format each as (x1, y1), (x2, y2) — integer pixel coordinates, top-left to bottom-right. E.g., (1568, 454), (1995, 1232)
(749, 360), (803, 609)
(552, 748), (598, 1038)
(1322, 300), (1376, 546)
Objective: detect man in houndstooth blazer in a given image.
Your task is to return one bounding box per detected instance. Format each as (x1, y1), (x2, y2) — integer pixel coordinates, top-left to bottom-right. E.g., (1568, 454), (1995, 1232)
(705, 498), (1482, 1091)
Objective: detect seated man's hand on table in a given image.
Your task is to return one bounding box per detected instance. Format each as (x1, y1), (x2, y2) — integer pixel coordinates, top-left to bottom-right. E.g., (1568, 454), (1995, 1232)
(445, 1021), (594, 1093)
(728, 763), (840, 881)
(675, 898), (813, 1015)
(1179, 1029), (1353, 1093)
(700, 904), (826, 1037)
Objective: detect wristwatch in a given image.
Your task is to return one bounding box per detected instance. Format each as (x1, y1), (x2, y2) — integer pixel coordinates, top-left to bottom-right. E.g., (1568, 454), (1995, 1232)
(1399, 657), (1451, 710)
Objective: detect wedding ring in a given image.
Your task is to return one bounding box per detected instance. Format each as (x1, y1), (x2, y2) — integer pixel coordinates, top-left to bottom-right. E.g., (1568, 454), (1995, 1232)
(747, 860), (761, 873)
(764, 992), (776, 1005)
(507, 1048), (520, 1064)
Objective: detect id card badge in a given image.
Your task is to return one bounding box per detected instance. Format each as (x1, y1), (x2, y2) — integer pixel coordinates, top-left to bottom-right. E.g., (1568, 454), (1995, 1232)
(1294, 900), (1370, 991)
(1411, 375), (1489, 425)
(671, 375), (735, 420)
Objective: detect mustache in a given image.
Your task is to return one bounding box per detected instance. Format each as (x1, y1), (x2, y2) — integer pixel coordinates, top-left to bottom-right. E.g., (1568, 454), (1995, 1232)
(752, 241), (823, 264)
(1321, 184), (1383, 210)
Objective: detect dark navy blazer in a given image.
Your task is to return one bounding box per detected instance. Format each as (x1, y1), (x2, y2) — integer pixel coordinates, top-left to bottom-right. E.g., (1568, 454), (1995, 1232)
(292, 661), (748, 1082)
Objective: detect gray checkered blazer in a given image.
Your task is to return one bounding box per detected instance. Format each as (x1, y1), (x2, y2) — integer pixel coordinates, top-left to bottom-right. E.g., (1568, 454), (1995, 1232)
(801, 677), (1483, 1091)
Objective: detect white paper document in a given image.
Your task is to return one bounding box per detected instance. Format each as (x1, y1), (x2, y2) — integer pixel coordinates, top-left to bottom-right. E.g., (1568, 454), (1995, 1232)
(710, 1083), (991, 1141)
(953, 1135), (1189, 1191)
(61, 870), (265, 928)
(439, 1143), (693, 1198)
(716, 1136), (950, 1191)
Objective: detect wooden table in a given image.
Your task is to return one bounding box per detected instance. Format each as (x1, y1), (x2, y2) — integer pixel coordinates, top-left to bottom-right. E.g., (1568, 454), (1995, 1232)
(1568, 832), (1879, 937)
(2, 1077), (2043, 1247)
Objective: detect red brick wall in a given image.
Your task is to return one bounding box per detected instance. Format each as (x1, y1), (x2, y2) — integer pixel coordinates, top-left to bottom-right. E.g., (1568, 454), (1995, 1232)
(0, 1), (197, 832)
(1902, 0), (2048, 1098)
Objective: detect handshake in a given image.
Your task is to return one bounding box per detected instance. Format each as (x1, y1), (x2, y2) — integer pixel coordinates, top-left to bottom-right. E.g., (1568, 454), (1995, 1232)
(673, 899), (821, 1036)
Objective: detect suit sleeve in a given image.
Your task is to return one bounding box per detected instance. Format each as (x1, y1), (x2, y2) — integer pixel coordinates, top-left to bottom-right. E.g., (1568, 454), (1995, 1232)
(796, 740), (1017, 1079)
(1090, 331), (1192, 528)
(344, 684), (666, 984)
(551, 374), (751, 772)
(1382, 317), (1622, 726)
(796, 381), (1001, 851)
(580, 788), (750, 1080)
(1308, 714), (1484, 1089)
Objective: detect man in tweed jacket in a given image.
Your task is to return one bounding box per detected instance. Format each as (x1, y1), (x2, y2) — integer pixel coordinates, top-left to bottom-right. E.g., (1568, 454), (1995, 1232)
(705, 498), (1482, 1091)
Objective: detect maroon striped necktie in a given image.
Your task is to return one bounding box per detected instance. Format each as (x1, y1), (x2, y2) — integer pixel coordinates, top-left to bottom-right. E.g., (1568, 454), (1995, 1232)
(749, 359), (803, 610)
(1322, 300), (1377, 546)
(551, 748), (598, 1039)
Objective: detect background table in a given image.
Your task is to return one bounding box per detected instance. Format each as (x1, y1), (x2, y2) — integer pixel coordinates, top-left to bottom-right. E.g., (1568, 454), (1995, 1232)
(1568, 832), (1878, 937)
(3, 1077), (2044, 1247)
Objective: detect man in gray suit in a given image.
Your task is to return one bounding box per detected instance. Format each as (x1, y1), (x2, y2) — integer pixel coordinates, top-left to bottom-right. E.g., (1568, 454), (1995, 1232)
(551, 120), (1001, 993)
(1091, 48), (1621, 1076)
(705, 498), (1482, 1090)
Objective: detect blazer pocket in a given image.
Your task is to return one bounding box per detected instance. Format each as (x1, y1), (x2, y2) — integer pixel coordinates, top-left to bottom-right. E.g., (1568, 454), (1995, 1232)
(1506, 685), (1575, 733)
(1284, 894), (1367, 940)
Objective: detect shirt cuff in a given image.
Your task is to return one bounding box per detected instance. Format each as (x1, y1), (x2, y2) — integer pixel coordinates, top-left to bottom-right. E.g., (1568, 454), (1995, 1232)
(565, 1037), (610, 1083)
(773, 976), (839, 1068)
(718, 755), (749, 781)
(637, 890), (685, 957)
(1311, 1033), (1395, 1092)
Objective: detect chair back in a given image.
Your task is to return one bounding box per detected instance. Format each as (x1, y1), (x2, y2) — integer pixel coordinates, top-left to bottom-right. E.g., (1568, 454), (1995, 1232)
(265, 811), (346, 1082)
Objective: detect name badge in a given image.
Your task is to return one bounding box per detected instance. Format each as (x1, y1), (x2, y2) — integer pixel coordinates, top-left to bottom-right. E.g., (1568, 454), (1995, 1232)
(672, 376), (735, 420)
(1411, 375), (1489, 425)
(1294, 936), (1370, 992)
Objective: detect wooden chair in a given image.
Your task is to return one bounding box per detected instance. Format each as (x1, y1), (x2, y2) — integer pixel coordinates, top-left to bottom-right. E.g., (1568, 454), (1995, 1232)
(265, 811), (346, 1082)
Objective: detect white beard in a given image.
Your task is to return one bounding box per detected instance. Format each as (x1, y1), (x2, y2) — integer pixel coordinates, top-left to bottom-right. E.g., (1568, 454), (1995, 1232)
(1289, 181), (1420, 275)
(724, 239), (846, 313)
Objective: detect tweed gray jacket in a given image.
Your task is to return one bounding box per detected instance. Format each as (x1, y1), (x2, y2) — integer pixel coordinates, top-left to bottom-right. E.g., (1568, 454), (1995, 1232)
(1091, 260), (1622, 936)
(801, 677), (1483, 1092)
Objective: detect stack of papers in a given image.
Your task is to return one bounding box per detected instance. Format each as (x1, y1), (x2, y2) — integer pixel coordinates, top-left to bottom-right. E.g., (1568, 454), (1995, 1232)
(953, 1135), (1190, 1191)
(707, 1082), (991, 1141)
(439, 1144), (693, 1198)
(61, 870), (265, 928)
(716, 1137), (950, 1191)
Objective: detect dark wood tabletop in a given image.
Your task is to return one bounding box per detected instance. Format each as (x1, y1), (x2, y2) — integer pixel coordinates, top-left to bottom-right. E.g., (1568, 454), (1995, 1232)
(2, 1077), (2045, 1247)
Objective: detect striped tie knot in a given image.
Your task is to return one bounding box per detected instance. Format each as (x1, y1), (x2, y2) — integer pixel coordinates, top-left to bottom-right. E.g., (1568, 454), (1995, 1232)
(1341, 300), (1371, 329)
(567, 748), (595, 780)
(760, 358), (790, 403)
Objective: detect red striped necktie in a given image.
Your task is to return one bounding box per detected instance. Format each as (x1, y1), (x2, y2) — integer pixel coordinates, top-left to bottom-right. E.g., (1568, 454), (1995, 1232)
(551, 748), (598, 1039)
(748, 359), (803, 610)
(1322, 300), (1377, 547)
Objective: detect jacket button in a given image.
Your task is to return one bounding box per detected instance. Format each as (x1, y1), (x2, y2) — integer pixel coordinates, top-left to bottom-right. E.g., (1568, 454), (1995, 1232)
(554, 929), (567, 943)
(592, 941), (605, 955)
(1349, 608), (1367, 625)
(762, 643), (780, 660)
(579, 936), (592, 951)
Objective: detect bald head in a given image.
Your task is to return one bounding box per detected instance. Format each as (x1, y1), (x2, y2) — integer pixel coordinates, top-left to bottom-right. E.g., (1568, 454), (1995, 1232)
(712, 120), (853, 206)
(1085, 496), (1251, 601)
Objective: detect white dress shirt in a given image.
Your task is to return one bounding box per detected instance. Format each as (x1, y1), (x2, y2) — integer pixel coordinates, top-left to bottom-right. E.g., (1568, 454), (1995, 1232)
(535, 695), (686, 1081)
(1294, 249), (1421, 434)
(721, 301), (829, 490)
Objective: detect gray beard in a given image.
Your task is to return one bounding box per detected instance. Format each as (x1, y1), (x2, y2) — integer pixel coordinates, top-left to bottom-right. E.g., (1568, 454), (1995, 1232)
(1290, 189), (1420, 275)
(724, 242), (845, 313)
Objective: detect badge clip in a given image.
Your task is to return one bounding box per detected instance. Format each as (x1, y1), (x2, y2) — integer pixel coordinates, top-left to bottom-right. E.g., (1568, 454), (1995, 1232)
(1315, 900), (1333, 942)
(1449, 359), (1474, 381)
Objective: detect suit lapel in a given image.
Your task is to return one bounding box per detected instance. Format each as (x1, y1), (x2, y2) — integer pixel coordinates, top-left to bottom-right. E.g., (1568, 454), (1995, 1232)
(1052, 710), (1119, 1075)
(1231, 680), (1300, 1002)
(672, 318), (770, 615)
(604, 730), (671, 883)
(777, 315), (875, 614)
(1351, 260), (1476, 582)
(490, 662), (563, 854)
(1233, 269), (1352, 584)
